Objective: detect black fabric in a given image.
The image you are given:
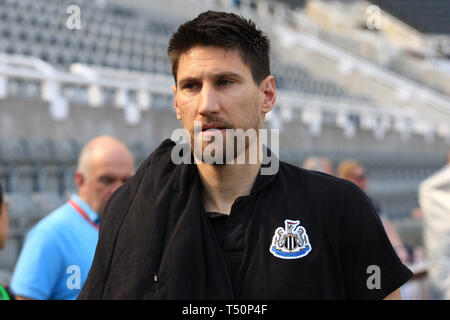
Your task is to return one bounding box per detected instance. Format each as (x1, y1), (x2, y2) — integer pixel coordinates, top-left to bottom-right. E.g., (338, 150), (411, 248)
(78, 139), (413, 300)
(78, 139), (233, 299)
(207, 212), (229, 249)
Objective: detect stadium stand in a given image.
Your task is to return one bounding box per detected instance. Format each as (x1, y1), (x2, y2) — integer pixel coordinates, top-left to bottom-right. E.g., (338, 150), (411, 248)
(0, 0), (449, 297)
(370, 0), (450, 34)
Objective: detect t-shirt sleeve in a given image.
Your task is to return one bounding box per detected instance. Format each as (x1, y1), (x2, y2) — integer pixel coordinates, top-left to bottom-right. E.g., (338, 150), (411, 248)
(10, 226), (64, 300)
(340, 182), (413, 299)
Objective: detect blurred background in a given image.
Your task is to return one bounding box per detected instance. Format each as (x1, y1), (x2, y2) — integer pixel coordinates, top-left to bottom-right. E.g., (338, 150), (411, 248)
(0, 0), (449, 299)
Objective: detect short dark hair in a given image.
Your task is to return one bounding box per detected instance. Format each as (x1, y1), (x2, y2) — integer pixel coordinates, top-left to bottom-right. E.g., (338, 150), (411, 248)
(0, 184), (3, 207)
(167, 11), (270, 85)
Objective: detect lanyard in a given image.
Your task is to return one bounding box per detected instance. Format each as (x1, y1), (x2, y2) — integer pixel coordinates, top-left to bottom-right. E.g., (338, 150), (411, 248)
(68, 199), (99, 231)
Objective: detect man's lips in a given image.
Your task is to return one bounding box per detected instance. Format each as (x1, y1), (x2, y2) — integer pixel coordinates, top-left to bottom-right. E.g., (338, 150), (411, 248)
(201, 124), (227, 131)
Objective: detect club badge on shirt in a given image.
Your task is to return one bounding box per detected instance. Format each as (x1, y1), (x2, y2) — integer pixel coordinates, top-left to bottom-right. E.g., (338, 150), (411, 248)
(269, 219), (312, 259)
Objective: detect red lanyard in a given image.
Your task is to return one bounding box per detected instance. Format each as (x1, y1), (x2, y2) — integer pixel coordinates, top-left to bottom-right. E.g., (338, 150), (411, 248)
(68, 199), (99, 231)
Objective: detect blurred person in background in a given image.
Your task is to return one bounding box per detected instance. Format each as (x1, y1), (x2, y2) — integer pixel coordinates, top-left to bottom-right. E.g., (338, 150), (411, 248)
(302, 156), (334, 175)
(419, 151), (450, 299)
(337, 160), (410, 264)
(10, 135), (135, 300)
(0, 184), (14, 300)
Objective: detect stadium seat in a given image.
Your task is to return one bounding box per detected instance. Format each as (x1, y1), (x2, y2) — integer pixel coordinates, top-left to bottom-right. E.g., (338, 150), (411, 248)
(0, 269), (12, 285)
(371, 0), (450, 34)
(31, 191), (64, 220)
(4, 192), (38, 232)
(0, 236), (20, 272)
(25, 138), (55, 165)
(0, 138), (29, 165)
(61, 165), (77, 196)
(0, 0), (371, 101)
(35, 165), (63, 194)
(0, 1), (448, 290)
(7, 166), (37, 193)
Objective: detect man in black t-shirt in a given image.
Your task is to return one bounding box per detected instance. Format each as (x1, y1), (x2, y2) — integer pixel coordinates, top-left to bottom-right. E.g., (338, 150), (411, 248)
(78, 11), (412, 300)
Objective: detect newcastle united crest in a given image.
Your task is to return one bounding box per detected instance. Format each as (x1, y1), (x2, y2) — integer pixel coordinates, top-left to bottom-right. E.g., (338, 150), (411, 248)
(269, 219), (312, 259)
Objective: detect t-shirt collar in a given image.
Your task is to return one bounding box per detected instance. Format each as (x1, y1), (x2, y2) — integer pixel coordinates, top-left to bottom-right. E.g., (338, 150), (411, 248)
(70, 194), (100, 224)
(250, 147), (279, 195)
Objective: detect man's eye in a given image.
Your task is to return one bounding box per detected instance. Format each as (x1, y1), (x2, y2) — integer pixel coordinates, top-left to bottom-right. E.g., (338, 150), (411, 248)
(99, 176), (116, 185)
(183, 83), (199, 90)
(217, 79), (232, 86)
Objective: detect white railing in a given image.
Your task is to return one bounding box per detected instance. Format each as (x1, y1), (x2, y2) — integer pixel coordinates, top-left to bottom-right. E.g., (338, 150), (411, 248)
(274, 24), (450, 115)
(218, 0), (450, 143)
(0, 52), (449, 143)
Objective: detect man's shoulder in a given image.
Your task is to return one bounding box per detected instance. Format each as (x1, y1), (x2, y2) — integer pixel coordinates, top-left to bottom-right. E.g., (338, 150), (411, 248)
(138, 138), (176, 171)
(278, 161), (355, 192)
(275, 161), (370, 210)
(99, 140), (180, 225)
(121, 138), (178, 192)
(117, 139), (192, 198)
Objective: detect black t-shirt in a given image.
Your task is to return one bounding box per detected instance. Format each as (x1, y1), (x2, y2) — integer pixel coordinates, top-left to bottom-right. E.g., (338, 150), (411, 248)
(207, 211), (245, 285)
(79, 139), (413, 299)
(205, 164), (413, 299)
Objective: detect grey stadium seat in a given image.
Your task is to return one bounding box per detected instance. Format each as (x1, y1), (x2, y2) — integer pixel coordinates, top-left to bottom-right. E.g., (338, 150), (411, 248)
(31, 191), (64, 220)
(4, 192), (38, 232)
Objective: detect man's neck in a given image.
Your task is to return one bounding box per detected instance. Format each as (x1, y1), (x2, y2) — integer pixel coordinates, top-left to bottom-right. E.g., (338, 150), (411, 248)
(76, 193), (99, 216)
(197, 161), (261, 215)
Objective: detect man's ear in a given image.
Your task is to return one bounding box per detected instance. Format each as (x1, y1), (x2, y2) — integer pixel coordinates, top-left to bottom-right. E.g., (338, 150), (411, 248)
(74, 171), (85, 190)
(260, 75), (276, 114)
(171, 84), (182, 120)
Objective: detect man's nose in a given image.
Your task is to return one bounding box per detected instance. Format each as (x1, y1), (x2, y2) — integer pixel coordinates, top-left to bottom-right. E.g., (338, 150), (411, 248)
(197, 83), (220, 116)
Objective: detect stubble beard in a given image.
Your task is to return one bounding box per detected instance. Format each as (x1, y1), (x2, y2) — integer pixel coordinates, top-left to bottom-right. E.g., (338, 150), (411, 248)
(188, 107), (261, 165)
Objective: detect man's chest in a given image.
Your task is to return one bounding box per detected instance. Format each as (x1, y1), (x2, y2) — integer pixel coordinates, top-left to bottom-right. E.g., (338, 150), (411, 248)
(208, 197), (346, 299)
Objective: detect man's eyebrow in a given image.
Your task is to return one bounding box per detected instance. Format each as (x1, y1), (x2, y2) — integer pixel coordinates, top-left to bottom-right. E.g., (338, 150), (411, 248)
(98, 174), (117, 181)
(212, 71), (243, 79)
(178, 72), (244, 87)
(178, 77), (200, 87)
